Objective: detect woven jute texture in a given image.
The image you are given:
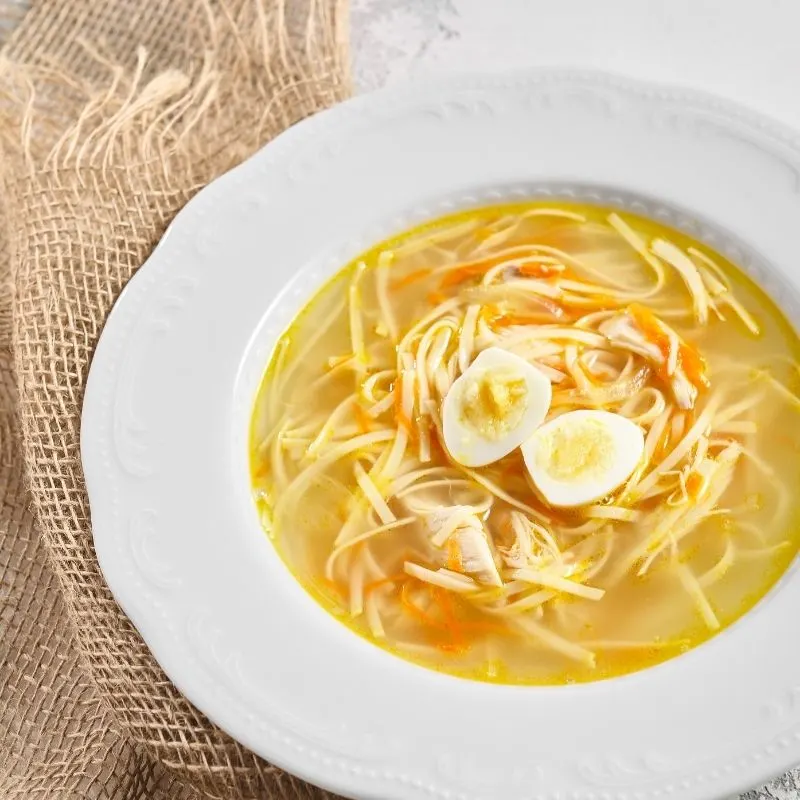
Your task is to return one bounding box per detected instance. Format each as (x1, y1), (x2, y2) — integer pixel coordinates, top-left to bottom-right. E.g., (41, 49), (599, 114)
(0, 1), (349, 797)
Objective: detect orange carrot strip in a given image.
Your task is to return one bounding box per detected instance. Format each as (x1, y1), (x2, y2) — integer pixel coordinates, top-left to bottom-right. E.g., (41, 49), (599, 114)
(629, 304), (671, 375)
(446, 538), (462, 572)
(391, 268), (432, 290)
(489, 311), (564, 329)
(397, 411), (415, 435)
(489, 313), (538, 329)
(439, 264), (491, 288)
(430, 588), (468, 651)
(354, 402), (373, 433)
(393, 373), (402, 417)
(518, 263), (570, 279)
(364, 573), (405, 594)
(401, 582), (446, 629)
(438, 251), (533, 289)
(630, 303), (710, 388)
(685, 472), (704, 499)
(393, 374), (418, 440)
(679, 342), (710, 388)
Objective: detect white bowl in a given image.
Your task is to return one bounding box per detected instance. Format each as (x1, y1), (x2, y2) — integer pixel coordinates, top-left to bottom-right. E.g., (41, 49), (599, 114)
(82, 70), (800, 800)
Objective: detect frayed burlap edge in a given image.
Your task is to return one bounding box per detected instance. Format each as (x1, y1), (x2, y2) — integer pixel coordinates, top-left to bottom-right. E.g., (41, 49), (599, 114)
(0, 1), (349, 798)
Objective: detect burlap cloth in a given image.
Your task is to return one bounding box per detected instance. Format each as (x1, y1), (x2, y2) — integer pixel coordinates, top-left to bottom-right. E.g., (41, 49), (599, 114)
(0, 1), (349, 797)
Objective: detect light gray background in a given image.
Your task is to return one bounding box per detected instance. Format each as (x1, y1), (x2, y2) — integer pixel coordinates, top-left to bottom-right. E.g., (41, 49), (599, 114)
(351, 0), (800, 131)
(350, 2), (800, 799)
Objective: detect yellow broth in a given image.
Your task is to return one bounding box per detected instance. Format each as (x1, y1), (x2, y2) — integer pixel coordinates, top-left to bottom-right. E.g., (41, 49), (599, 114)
(250, 202), (800, 685)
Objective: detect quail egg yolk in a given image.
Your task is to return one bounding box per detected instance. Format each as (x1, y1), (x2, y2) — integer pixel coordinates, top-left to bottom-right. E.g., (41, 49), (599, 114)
(535, 416), (615, 481)
(460, 368), (529, 441)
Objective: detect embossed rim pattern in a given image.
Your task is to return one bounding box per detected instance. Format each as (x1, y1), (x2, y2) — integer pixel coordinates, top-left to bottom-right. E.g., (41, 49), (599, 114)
(82, 70), (800, 800)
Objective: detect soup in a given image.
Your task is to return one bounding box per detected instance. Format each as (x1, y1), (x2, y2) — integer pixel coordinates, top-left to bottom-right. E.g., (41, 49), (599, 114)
(250, 202), (800, 685)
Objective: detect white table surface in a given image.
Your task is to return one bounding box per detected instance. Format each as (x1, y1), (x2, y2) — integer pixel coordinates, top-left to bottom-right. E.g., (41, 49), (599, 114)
(351, 2), (800, 798)
(352, 0), (800, 134)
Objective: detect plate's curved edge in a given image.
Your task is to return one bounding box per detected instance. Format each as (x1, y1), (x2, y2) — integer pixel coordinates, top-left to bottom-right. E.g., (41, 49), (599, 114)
(80, 68), (800, 800)
(79, 107), (378, 800)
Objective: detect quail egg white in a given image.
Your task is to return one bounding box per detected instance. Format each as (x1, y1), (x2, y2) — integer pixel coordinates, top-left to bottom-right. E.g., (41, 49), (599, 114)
(521, 409), (644, 507)
(442, 347), (552, 468)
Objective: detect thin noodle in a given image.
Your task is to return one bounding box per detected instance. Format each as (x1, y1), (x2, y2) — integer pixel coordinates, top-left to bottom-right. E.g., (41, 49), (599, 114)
(376, 251), (399, 342)
(675, 563), (720, 630)
(327, 517), (416, 579)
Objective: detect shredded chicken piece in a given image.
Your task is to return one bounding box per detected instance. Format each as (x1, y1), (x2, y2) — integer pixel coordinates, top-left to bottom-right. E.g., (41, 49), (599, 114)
(498, 513), (534, 569)
(600, 311), (699, 409)
(424, 505), (477, 546)
(426, 507), (502, 586)
(497, 511), (562, 570)
(600, 313), (661, 362)
(669, 369), (697, 410)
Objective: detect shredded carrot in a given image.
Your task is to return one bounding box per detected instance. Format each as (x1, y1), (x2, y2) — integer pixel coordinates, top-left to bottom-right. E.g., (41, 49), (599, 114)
(395, 407), (416, 439)
(446, 538), (463, 572)
(354, 401), (373, 433)
(427, 432), (447, 460)
(518, 262), (569, 279)
(489, 311), (557, 329)
(488, 298), (566, 328)
(630, 304), (671, 378)
(653, 424), (672, 462)
(393, 374), (405, 424)
(392, 373), (417, 440)
(391, 268), (431, 290)
(431, 586), (457, 618)
(630, 304), (708, 389)
(629, 304), (662, 338)
(439, 251), (553, 289)
(679, 342), (710, 388)
(432, 587), (506, 639)
(430, 588), (470, 652)
(489, 313), (534, 329)
(427, 291), (447, 305)
(431, 587), (459, 634)
(397, 411), (416, 436)
(440, 259), (573, 290)
(439, 265), (487, 288)
(685, 472), (704, 499)
(390, 577), (493, 655)
(563, 292), (617, 310)
(478, 304), (500, 324)
(401, 581), (446, 629)
(393, 373), (402, 409)
(441, 257), (579, 293)
(252, 461), (270, 479)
